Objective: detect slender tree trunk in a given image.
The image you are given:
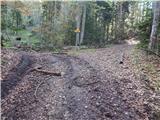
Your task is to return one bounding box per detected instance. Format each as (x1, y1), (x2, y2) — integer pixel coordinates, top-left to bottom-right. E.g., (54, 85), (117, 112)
(111, 19), (114, 38)
(75, 2), (82, 50)
(114, 10), (118, 41)
(80, 4), (86, 45)
(111, 2), (114, 40)
(16, 11), (19, 29)
(53, 1), (57, 30)
(149, 1), (160, 50)
(103, 22), (106, 43)
(119, 2), (123, 41)
(106, 23), (110, 41)
(75, 15), (81, 49)
(115, 2), (121, 42)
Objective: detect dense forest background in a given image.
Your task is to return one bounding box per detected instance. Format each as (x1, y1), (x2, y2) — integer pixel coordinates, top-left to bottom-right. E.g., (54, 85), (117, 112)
(1, 1), (160, 54)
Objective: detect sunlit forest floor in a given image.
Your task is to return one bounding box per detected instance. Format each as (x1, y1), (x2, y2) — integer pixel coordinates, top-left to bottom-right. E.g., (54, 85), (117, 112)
(1, 41), (160, 120)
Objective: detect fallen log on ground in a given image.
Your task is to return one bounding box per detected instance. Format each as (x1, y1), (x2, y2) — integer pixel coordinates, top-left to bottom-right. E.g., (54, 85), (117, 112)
(33, 68), (61, 76)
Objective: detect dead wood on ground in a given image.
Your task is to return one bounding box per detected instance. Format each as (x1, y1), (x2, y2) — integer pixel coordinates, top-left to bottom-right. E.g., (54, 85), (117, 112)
(33, 68), (61, 76)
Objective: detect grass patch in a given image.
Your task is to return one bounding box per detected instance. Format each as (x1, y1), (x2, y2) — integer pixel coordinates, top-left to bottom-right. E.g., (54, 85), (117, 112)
(3, 41), (12, 48)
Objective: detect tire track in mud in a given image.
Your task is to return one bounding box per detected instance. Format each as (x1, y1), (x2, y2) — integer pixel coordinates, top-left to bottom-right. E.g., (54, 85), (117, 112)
(55, 55), (145, 120)
(1, 54), (33, 99)
(41, 54), (102, 120)
(49, 55), (97, 119)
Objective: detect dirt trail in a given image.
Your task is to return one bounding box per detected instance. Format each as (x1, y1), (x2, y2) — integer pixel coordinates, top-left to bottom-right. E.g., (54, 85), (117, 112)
(1, 44), (155, 120)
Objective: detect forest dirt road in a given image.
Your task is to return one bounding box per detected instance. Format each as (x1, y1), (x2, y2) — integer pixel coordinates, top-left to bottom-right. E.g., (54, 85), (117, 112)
(1, 44), (157, 120)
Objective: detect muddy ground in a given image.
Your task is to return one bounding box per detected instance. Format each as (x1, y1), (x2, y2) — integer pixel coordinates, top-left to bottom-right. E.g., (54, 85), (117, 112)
(1, 44), (160, 120)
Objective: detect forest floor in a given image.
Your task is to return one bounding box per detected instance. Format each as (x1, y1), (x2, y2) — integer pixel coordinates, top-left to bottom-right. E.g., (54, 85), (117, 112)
(1, 43), (160, 120)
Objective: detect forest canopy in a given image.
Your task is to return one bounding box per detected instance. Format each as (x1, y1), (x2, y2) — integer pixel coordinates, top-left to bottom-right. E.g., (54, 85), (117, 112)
(1, 0), (160, 54)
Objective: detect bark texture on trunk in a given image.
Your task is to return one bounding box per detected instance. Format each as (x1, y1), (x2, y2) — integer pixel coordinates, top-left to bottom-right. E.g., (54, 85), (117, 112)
(80, 4), (86, 45)
(149, 1), (160, 50)
(106, 23), (110, 41)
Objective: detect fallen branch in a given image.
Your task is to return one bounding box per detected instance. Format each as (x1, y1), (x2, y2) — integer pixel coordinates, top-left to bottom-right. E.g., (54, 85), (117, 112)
(34, 81), (56, 107)
(141, 48), (160, 57)
(34, 68), (61, 76)
(34, 81), (44, 98)
(26, 65), (61, 76)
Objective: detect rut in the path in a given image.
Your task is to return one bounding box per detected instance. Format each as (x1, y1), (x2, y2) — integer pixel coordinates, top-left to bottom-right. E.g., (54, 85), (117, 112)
(58, 55), (102, 120)
(1, 54), (33, 99)
(50, 55), (146, 120)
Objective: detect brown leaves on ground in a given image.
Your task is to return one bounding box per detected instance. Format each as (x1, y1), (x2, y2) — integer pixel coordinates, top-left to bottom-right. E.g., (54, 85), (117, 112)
(1, 48), (21, 80)
(130, 49), (160, 91)
(78, 44), (160, 119)
(1, 44), (160, 120)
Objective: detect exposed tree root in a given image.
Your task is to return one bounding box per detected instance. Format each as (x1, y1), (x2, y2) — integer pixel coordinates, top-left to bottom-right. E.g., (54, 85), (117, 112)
(34, 81), (44, 98)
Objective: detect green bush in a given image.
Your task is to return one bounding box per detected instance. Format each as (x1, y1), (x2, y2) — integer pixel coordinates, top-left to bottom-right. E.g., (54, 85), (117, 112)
(136, 15), (152, 49)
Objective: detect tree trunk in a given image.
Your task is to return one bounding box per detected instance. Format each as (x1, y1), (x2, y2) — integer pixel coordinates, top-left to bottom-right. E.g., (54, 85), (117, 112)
(16, 11), (19, 29)
(75, 15), (81, 49)
(119, 2), (123, 41)
(103, 22), (106, 43)
(115, 2), (121, 42)
(111, 2), (114, 40)
(106, 23), (110, 41)
(53, 1), (57, 30)
(80, 4), (86, 45)
(111, 19), (114, 39)
(148, 1), (160, 50)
